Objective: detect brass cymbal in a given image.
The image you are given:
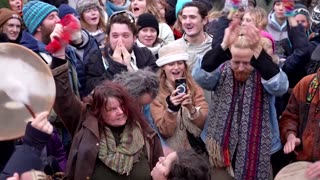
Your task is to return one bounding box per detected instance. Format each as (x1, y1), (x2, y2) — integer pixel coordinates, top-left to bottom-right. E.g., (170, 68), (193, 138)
(0, 43), (56, 141)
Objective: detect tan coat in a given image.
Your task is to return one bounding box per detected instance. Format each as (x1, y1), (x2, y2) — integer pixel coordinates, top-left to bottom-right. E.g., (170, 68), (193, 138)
(150, 82), (208, 151)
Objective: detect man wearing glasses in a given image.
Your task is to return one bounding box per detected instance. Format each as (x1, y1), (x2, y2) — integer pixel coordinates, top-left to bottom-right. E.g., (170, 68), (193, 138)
(86, 10), (158, 93)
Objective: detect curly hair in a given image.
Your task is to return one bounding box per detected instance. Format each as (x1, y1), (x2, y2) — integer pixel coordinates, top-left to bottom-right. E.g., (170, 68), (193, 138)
(244, 7), (268, 30)
(113, 68), (159, 100)
(85, 81), (148, 135)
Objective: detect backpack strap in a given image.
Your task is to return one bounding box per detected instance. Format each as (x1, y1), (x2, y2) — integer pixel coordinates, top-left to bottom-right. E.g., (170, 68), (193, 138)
(297, 74), (319, 150)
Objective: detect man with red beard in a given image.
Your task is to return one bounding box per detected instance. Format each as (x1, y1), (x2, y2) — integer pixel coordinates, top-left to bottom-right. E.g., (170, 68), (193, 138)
(193, 21), (288, 179)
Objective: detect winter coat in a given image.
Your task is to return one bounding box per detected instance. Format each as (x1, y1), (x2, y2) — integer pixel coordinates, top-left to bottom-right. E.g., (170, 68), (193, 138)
(86, 44), (158, 93)
(52, 60), (163, 180)
(280, 70), (320, 162)
(0, 123), (51, 179)
(150, 81), (208, 151)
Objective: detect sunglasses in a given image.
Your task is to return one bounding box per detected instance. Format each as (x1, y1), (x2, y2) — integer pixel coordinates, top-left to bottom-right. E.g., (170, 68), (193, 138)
(109, 10), (136, 24)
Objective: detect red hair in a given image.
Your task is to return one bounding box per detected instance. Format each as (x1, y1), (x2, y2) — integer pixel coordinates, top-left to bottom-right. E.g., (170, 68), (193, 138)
(84, 80), (148, 135)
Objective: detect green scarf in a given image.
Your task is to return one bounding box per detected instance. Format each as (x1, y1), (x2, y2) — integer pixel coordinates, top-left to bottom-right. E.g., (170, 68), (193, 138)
(98, 122), (145, 175)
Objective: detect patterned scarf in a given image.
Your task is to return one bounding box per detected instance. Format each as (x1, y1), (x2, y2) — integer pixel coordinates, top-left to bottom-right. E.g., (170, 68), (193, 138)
(206, 61), (271, 180)
(98, 122), (145, 175)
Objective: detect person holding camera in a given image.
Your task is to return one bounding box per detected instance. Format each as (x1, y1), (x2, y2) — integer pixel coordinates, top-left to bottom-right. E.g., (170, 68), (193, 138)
(150, 43), (208, 153)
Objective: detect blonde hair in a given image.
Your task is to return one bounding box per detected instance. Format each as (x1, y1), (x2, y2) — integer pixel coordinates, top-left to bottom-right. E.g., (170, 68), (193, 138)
(129, 0), (163, 21)
(157, 62), (197, 105)
(208, 10), (222, 22)
(244, 7), (268, 30)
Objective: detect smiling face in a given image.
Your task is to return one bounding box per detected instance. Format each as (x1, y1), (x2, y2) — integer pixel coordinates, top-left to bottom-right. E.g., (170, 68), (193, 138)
(138, 27), (157, 47)
(180, 6), (207, 38)
(2, 18), (21, 41)
(101, 97), (128, 127)
(9, 0), (22, 14)
(162, 61), (186, 83)
(131, 0), (147, 18)
(82, 6), (100, 29)
(109, 23), (136, 52)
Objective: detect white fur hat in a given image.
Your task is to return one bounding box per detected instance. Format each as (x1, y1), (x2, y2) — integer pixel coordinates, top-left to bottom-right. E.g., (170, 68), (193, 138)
(156, 43), (189, 67)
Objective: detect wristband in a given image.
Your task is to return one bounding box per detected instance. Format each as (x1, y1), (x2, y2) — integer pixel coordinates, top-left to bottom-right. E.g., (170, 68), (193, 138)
(166, 95), (181, 112)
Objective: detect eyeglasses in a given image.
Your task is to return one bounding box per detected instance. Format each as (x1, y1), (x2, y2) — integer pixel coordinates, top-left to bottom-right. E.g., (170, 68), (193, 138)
(109, 10), (135, 24)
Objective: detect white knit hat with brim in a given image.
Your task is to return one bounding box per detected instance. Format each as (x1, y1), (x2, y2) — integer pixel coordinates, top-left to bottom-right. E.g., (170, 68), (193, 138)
(156, 43), (189, 67)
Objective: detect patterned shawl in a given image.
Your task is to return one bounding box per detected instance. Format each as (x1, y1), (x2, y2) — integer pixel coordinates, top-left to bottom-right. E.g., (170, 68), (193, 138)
(206, 61), (271, 180)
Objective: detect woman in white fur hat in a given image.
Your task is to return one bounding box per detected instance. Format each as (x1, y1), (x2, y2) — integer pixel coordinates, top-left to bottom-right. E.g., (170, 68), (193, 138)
(150, 43), (208, 153)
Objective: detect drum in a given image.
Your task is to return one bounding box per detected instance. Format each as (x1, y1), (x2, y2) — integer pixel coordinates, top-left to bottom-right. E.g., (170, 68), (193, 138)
(274, 161), (315, 180)
(0, 43), (56, 140)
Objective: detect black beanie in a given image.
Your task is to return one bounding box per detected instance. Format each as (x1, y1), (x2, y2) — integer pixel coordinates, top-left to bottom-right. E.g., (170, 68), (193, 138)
(137, 13), (159, 35)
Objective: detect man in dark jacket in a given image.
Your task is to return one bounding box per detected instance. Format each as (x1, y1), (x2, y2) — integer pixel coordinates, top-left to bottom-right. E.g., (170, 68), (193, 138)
(86, 11), (158, 93)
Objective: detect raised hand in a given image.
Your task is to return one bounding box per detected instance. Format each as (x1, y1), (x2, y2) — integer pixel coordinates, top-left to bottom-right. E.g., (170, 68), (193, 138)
(221, 19), (240, 49)
(30, 111), (53, 135)
(112, 42), (123, 64)
(306, 161), (320, 179)
(283, 133), (301, 154)
(170, 89), (186, 106)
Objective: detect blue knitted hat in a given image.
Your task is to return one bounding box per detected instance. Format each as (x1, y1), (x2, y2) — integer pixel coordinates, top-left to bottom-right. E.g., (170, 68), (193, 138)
(175, 0), (192, 18)
(23, 1), (58, 34)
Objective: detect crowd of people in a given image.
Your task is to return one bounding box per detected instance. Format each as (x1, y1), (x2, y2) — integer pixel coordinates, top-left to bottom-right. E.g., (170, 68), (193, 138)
(1, 0), (320, 179)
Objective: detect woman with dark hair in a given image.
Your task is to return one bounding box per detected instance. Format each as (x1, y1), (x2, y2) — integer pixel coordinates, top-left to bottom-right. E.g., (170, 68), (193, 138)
(52, 59), (163, 179)
(151, 149), (210, 180)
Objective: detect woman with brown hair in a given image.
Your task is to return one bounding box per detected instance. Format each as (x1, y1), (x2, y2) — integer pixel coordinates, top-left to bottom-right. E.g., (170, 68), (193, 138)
(150, 43), (208, 152)
(76, 0), (107, 50)
(52, 59), (163, 179)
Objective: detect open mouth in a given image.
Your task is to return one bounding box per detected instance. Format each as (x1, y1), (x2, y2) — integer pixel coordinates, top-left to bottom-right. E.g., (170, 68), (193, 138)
(91, 17), (98, 21)
(133, 7), (139, 12)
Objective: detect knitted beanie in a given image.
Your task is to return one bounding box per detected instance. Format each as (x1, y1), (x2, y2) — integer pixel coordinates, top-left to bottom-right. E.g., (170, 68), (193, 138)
(23, 1), (58, 34)
(76, 0), (101, 15)
(58, 4), (79, 19)
(0, 8), (21, 27)
(294, 3), (310, 21)
(260, 30), (275, 54)
(137, 13), (159, 35)
(175, 0), (192, 18)
(156, 43), (189, 67)
(312, 4), (320, 24)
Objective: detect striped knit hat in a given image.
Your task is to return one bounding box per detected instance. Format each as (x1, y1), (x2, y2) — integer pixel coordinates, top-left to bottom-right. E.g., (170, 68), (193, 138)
(23, 1), (58, 34)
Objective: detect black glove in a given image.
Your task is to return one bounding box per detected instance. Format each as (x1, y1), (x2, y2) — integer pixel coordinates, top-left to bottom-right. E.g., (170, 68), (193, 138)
(166, 95), (181, 112)
(250, 50), (280, 80)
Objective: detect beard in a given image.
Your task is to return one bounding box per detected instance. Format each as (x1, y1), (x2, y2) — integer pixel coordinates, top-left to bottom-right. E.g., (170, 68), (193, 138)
(233, 71), (251, 82)
(41, 25), (54, 45)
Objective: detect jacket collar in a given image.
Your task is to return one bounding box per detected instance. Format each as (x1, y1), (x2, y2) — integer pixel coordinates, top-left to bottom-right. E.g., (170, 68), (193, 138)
(82, 112), (100, 139)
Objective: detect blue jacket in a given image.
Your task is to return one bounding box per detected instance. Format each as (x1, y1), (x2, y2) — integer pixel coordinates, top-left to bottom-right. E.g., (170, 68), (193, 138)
(71, 30), (102, 97)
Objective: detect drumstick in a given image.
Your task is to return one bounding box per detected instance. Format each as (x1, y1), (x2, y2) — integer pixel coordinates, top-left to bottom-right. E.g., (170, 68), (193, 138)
(2, 79), (36, 118)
